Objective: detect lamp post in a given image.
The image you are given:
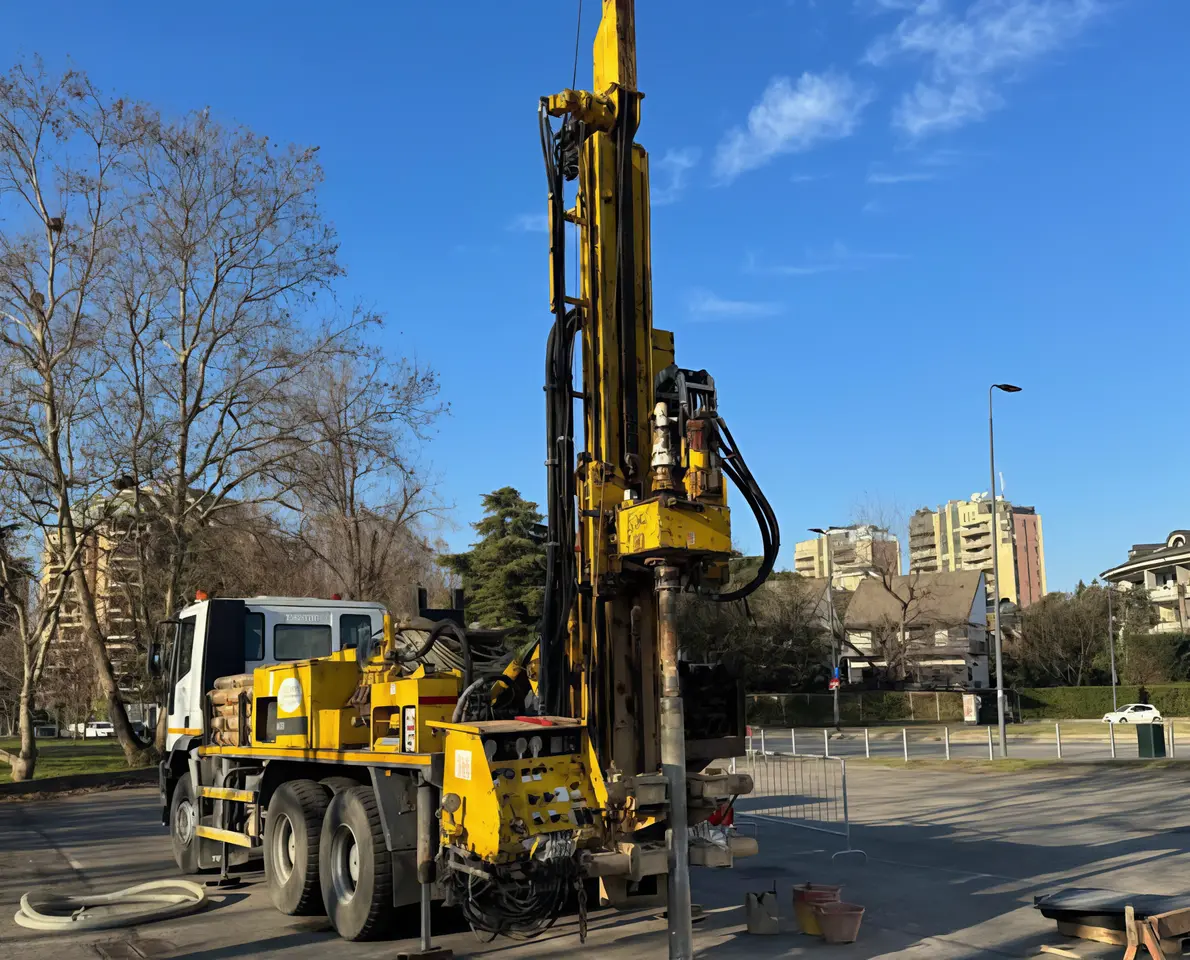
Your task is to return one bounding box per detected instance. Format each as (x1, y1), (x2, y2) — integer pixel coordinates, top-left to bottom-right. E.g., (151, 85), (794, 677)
(1107, 584), (1118, 711)
(989, 383), (1021, 758)
(810, 527), (841, 730)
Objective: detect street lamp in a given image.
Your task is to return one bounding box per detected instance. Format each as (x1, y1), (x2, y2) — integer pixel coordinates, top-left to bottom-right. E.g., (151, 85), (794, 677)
(989, 383), (1021, 758)
(810, 527), (841, 729)
(1107, 584), (1118, 711)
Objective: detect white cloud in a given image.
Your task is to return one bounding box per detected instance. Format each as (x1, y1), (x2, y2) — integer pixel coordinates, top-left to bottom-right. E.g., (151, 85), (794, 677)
(867, 169), (937, 183)
(867, 0), (1104, 137)
(748, 241), (907, 275)
(687, 288), (782, 319)
(508, 213), (548, 232)
(652, 147), (701, 206)
(714, 72), (873, 181)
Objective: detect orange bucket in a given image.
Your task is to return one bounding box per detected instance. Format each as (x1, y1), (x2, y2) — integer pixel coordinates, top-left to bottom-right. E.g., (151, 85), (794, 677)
(792, 883), (842, 936)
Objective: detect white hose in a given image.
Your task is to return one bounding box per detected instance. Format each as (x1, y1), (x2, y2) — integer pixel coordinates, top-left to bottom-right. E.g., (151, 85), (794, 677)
(14, 879), (208, 932)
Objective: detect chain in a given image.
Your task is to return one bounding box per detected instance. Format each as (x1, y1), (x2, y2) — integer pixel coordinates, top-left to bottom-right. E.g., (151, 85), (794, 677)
(576, 874), (588, 943)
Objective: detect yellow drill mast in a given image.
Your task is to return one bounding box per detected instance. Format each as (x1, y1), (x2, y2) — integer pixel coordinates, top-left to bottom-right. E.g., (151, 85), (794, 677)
(539, 1), (779, 950)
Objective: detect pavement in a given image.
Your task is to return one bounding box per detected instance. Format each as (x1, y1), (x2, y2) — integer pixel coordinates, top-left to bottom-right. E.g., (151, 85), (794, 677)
(4, 762), (1190, 958)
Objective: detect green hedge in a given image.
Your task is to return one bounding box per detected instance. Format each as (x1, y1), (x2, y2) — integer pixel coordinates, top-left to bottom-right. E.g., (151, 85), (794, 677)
(746, 684), (1190, 726)
(1018, 684), (1190, 719)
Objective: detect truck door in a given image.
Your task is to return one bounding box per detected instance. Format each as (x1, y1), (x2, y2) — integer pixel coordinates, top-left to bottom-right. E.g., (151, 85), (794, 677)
(166, 607), (205, 751)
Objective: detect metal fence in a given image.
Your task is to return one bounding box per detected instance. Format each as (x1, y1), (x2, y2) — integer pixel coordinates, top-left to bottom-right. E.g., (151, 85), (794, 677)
(734, 740), (865, 861)
(747, 722), (1181, 763)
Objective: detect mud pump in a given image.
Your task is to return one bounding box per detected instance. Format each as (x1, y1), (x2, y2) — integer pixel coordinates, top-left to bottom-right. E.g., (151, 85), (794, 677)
(157, 2), (778, 956)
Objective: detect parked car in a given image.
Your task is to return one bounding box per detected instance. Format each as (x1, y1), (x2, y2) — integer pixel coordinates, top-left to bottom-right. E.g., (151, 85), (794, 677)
(1102, 703), (1162, 724)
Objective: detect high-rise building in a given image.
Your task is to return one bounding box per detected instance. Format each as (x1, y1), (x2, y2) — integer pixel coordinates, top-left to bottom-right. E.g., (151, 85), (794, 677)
(793, 525), (901, 591)
(909, 495), (1046, 608)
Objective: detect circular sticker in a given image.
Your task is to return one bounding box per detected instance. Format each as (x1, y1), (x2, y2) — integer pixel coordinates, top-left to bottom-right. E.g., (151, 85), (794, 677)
(278, 677), (303, 714)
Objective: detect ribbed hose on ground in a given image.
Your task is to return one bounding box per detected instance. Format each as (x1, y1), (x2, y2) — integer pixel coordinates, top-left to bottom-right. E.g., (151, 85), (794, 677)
(14, 879), (207, 932)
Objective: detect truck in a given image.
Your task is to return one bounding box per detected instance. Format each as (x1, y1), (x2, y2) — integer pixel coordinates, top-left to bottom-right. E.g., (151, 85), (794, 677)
(158, 590), (752, 944)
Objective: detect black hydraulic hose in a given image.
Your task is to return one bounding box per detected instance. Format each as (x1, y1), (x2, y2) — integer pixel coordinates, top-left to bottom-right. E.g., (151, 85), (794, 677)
(708, 415), (781, 603)
(394, 619), (460, 665)
(422, 620), (475, 689)
(538, 99), (576, 717)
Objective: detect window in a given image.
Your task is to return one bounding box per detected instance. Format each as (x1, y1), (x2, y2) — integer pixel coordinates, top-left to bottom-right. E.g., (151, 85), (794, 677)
(274, 624), (332, 661)
(176, 617), (196, 678)
(169, 616), (196, 713)
(245, 613), (264, 661)
(340, 614), (373, 650)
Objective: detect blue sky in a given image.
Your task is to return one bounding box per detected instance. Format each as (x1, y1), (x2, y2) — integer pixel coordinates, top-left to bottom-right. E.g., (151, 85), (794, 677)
(4, 0), (1186, 592)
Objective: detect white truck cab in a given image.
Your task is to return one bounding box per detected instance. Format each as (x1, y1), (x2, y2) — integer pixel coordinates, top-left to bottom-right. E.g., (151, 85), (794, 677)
(164, 596), (385, 753)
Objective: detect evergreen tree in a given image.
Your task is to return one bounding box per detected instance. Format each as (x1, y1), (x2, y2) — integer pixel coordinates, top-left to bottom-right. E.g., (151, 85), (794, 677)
(442, 487), (545, 639)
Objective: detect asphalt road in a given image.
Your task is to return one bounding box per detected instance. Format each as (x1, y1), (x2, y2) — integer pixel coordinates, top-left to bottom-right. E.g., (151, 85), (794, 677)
(6, 761), (1190, 958)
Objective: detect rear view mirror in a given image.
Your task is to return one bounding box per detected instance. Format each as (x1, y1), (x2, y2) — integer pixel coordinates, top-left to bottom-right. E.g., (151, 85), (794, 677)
(148, 639), (162, 676)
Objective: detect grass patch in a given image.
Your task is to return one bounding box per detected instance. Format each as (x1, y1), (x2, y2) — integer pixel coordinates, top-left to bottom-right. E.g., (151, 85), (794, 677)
(0, 737), (131, 785)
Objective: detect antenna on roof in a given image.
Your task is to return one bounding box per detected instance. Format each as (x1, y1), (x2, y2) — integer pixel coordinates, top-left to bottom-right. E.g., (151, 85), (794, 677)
(998, 471), (1006, 499)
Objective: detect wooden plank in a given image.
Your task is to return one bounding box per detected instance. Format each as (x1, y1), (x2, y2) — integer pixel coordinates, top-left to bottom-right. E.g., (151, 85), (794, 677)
(1153, 907), (1190, 940)
(1039, 944), (1090, 958)
(1057, 921), (1127, 946)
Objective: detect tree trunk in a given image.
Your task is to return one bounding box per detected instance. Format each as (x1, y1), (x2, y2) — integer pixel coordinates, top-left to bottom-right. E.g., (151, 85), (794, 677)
(5, 684), (38, 781)
(62, 531), (156, 767)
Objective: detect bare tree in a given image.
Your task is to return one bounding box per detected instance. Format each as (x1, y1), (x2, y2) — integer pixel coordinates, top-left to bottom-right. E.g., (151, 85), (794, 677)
(98, 107), (349, 624)
(0, 61), (150, 765)
(287, 348), (446, 604)
(849, 499), (931, 682)
(0, 520), (86, 780)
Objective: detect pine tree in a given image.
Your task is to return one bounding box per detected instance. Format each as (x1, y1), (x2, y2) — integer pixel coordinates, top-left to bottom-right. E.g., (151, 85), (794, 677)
(442, 487), (546, 639)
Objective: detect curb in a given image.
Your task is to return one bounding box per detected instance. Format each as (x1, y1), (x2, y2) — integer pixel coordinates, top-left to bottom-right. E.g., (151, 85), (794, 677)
(0, 766), (156, 799)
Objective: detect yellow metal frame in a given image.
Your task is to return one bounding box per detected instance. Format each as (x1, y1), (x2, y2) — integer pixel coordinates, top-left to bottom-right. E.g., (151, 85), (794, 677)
(616, 499), (731, 558)
(198, 743), (433, 768)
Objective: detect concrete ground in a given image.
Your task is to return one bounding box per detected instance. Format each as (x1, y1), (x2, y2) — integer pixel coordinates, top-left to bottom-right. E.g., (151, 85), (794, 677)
(4, 762), (1190, 958)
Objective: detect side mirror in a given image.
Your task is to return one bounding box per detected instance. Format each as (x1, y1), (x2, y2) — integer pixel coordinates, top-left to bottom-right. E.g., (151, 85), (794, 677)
(152, 619), (179, 678)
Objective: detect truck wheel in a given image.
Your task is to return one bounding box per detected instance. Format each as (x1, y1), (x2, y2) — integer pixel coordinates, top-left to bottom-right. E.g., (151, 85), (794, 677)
(319, 785), (395, 941)
(265, 779), (330, 915)
(320, 775), (363, 796)
(170, 772), (201, 874)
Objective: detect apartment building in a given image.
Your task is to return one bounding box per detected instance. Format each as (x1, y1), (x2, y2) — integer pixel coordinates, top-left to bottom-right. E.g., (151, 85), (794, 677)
(909, 495), (1047, 608)
(43, 493), (146, 682)
(793, 525), (901, 591)
(1101, 530), (1190, 635)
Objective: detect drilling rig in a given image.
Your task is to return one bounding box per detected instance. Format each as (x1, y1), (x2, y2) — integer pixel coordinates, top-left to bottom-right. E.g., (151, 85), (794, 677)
(157, 3), (778, 957)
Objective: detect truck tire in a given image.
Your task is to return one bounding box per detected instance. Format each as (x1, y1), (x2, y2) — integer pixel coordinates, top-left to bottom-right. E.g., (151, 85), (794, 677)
(319, 785), (395, 941)
(320, 775), (363, 796)
(265, 779), (330, 915)
(169, 773), (201, 874)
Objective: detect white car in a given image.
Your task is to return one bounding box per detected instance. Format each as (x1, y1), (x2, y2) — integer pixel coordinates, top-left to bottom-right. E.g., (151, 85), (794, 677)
(1101, 703), (1162, 724)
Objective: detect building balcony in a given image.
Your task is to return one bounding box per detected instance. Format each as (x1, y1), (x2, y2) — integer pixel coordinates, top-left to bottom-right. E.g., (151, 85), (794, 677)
(1148, 583), (1187, 603)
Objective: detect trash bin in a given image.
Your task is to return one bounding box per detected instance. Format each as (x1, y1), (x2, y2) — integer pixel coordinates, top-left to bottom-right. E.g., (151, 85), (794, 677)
(1138, 723), (1167, 758)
